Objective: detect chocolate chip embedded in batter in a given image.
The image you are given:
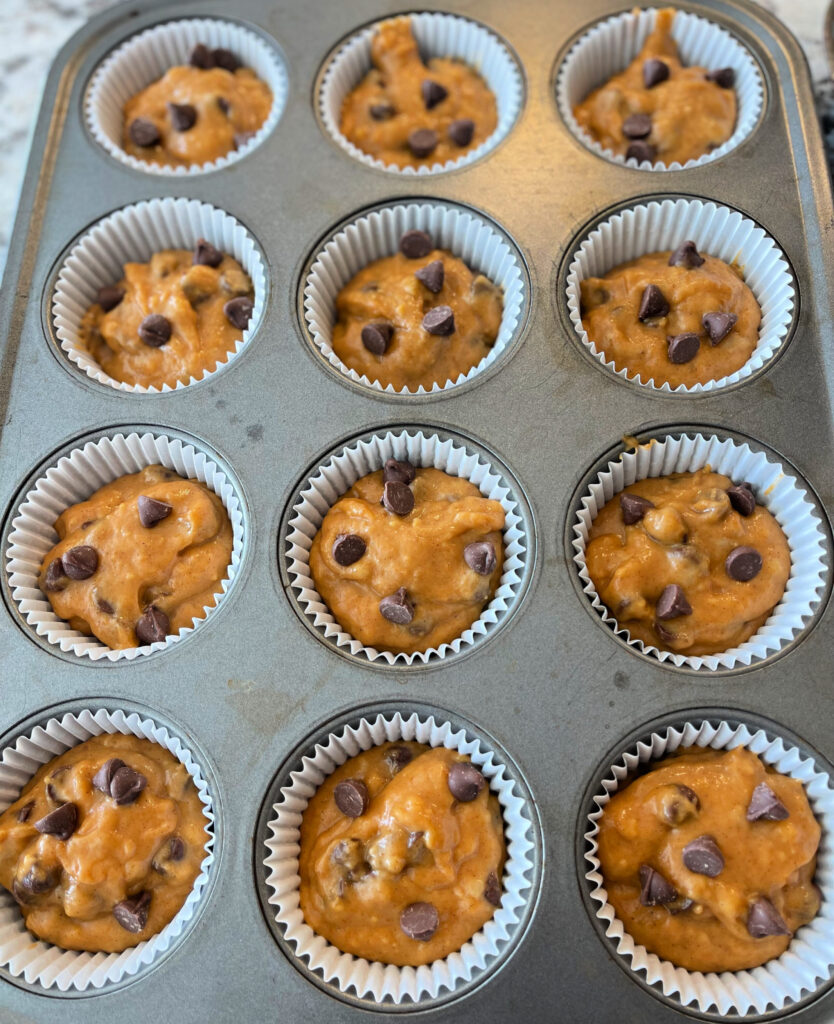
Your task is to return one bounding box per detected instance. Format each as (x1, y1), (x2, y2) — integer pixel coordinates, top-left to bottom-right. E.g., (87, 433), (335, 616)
(747, 782), (790, 822)
(702, 310), (738, 345)
(96, 285), (125, 312)
(334, 779), (370, 818)
(113, 891), (152, 933)
(110, 765), (148, 806)
(658, 783), (701, 826)
(666, 331), (701, 364)
(190, 43), (215, 69)
(447, 761), (486, 802)
(668, 240), (705, 269)
(138, 313), (172, 347)
(137, 495), (173, 528)
(92, 758), (126, 795)
(399, 230), (433, 259)
(33, 802), (78, 841)
(217, 96), (231, 116)
(97, 598), (115, 615)
(654, 619), (676, 644)
(656, 584), (692, 620)
(369, 101), (395, 121)
(332, 533), (366, 566)
(727, 482), (756, 517)
(638, 283), (670, 320)
(421, 79), (448, 110)
(400, 901), (439, 941)
(361, 321), (394, 355)
(706, 67), (736, 89)
(643, 57), (670, 88)
(43, 557), (66, 593)
(623, 113), (652, 140)
(212, 47), (241, 72)
(726, 545), (763, 582)
(682, 834), (724, 877)
(168, 102), (197, 132)
(128, 117), (160, 147)
(638, 864), (677, 906)
(448, 118), (475, 147)
(62, 545), (98, 581)
(383, 459), (416, 485)
(379, 587), (415, 624)
(626, 140), (656, 163)
(223, 296), (254, 330)
(382, 481), (415, 517)
(415, 259), (445, 294)
(384, 745), (413, 774)
(422, 305), (455, 336)
(16, 801), (34, 823)
(620, 493), (655, 525)
(135, 606), (170, 645)
(193, 238), (224, 268)
(14, 862), (60, 900)
(484, 870), (502, 907)
(463, 541), (497, 576)
(408, 128), (438, 159)
(747, 896), (790, 938)
(152, 836), (186, 875)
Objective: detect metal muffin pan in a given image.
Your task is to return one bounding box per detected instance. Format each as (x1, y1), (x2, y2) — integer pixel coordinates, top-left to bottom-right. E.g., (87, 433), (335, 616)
(0, 0), (832, 1020)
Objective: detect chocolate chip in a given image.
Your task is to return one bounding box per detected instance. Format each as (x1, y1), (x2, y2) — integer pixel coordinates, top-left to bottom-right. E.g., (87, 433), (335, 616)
(620, 493), (655, 525)
(138, 313), (171, 347)
(415, 260), (445, 294)
(138, 495), (172, 528)
(422, 305), (455, 336)
(639, 864), (677, 905)
(408, 128), (438, 159)
(34, 802), (78, 841)
(383, 459), (416, 485)
(747, 782), (790, 822)
(667, 332), (701, 364)
(129, 117), (160, 147)
(643, 58), (670, 88)
(217, 97), (231, 116)
(421, 79), (448, 109)
(448, 761), (485, 802)
(464, 541), (497, 576)
(702, 311), (738, 345)
(399, 231), (433, 259)
(15, 862), (60, 898)
(707, 67), (736, 88)
(668, 240), (705, 269)
(626, 140), (656, 163)
(484, 871), (502, 907)
(369, 101), (395, 120)
(638, 283), (670, 320)
(727, 483), (756, 517)
(212, 47), (241, 72)
(382, 481), (414, 516)
(97, 598), (115, 615)
(110, 766), (147, 806)
(662, 783), (701, 826)
(726, 545), (763, 582)
(623, 113), (652, 139)
(234, 131), (256, 149)
(384, 746), (413, 774)
(113, 891), (151, 933)
(135, 606), (170, 645)
(190, 43), (214, 69)
(448, 118), (475, 147)
(168, 102), (197, 132)
(97, 285), (125, 312)
(656, 584), (692, 620)
(400, 901), (439, 941)
(169, 836), (185, 860)
(223, 296), (254, 330)
(193, 238), (223, 268)
(682, 835), (724, 876)
(654, 619), (676, 644)
(361, 321), (393, 355)
(16, 801), (34, 823)
(379, 587), (415, 624)
(332, 533), (366, 566)
(334, 779), (369, 818)
(93, 758), (126, 794)
(43, 557), (66, 592)
(747, 896), (790, 938)
(62, 545), (98, 580)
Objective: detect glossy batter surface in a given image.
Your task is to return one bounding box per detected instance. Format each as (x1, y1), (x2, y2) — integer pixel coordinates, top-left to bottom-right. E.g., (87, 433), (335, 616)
(580, 251), (761, 388)
(586, 468), (790, 656)
(340, 18), (498, 168)
(309, 467), (505, 654)
(299, 742), (505, 966)
(333, 249), (503, 391)
(598, 746), (821, 972)
(81, 249), (254, 389)
(39, 465), (233, 650)
(0, 733), (207, 953)
(573, 8), (736, 166)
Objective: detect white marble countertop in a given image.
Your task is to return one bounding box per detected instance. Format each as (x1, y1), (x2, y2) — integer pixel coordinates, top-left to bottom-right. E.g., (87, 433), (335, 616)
(1, 0), (832, 279)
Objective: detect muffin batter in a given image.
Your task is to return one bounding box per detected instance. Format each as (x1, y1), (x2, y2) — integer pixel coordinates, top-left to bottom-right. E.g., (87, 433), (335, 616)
(309, 461), (505, 655)
(39, 465), (234, 650)
(81, 244), (255, 390)
(585, 468), (790, 656)
(597, 746), (821, 972)
(0, 733), (208, 953)
(573, 8), (737, 166)
(123, 44), (272, 167)
(340, 18), (498, 168)
(299, 741), (505, 965)
(332, 231), (503, 391)
(580, 245), (761, 388)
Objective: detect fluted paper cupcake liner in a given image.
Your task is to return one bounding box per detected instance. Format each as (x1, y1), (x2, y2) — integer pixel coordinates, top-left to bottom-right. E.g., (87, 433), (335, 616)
(319, 12), (523, 175)
(263, 710), (535, 1004)
(565, 198), (794, 393)
(557, 8), (763, 171)
(585, 718), (834, 1015)
(52, 197), (267, 394)
(85, 17), (288, 176)
(0, 707), (214, 992)
(5, 431), (245, 662)
(571, 433), (827, 670)
(285, 429), (526, 665)
(304, 202), (526, 395)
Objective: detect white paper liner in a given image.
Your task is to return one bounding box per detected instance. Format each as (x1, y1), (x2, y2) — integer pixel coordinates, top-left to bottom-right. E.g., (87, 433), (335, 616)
(304, 202), (526, 395)
(52, 197), (267, 394)
(85, 17), (288, 176)
(565, 198), (795, 393)
(571, 432), (827, 670)
(319, 12), (523, 176)
(556, 7), (763, 171)
(263, 710), (535, 1004)
(585, 718), (834, 1015)
(5, 431), (245, 662)
(0, 707), (214, 992)
(285, 429), (527, 665)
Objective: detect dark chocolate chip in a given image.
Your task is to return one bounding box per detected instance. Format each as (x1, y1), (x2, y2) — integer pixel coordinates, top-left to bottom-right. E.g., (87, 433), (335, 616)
(400, 901), (439, 941)
(212, 47), (241, 72)
(682, 835), (724, 877)
(379, 587), (415, 624)
(399, 230), (433, 259)
(382, 481), (414, 517)
(747, 782), (790, 822)
(643, 57), (670, 88)
(484, 871), (502, 907)
(15, 862), (60, 898)
(662, 783), (701, 826)
(110, 766), (147, 806)
(361, 321), (393, 355)
(334, 779), (369, 818)
(97, 598), (115, 615)
(190, 43), (214, 69)
(623, 113), (652, 139)
(463, 541), (497, 576)
(415, 259), (445, 294)
(383, 459), (416, 485)
(217, 96), (230, 116)
(656, 584), (692, 620)
(448, 118), (475, 147)
(667, 331), (701, 364)
(447, 761), (485, 802)
(654, 619), (676, 644)
(169, 836), (185, 861)
(369, 101), (395, 121)
(702, 311), (738, 345)
(137, 495), (173, 528)
(97, 285), (125, 312)
(706, 67), (736, 88)
(747, 896), (790, 938)
(638, 283), (670, 320)
(93, 758), (126, 794)
(726, 545), (763, 582)
(638, 864), (677, 905)
(421, 79), (448, 109)
(332, 533), (366, 566)
(422, 305), (455, 336)
(62, 545), (98, 581)
(668, 240), (705, 269)
(168, 102), (197, 132)
(16, 801), (34, 823)
(233, 131), (256, 149)
(620, 493), (655, 525)
(626, 140), (656, 163)
(727, 483), (756, 517)
(408, 128), (438, 159)
(138, 313), (172, 347)
(113, 891), (151, 933)
(223, 296), (254, 330)
(34, 802), (78, 841)
(43, 557), (66, 593)
(135, 606), (170, 645)
(193, 238), (223, 268)
(128, 117), (160, 147)
(384, 746), (413, 774)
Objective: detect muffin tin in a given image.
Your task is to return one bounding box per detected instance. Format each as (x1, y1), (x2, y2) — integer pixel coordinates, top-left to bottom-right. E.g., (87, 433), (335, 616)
(0, 0), (832, 1020)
